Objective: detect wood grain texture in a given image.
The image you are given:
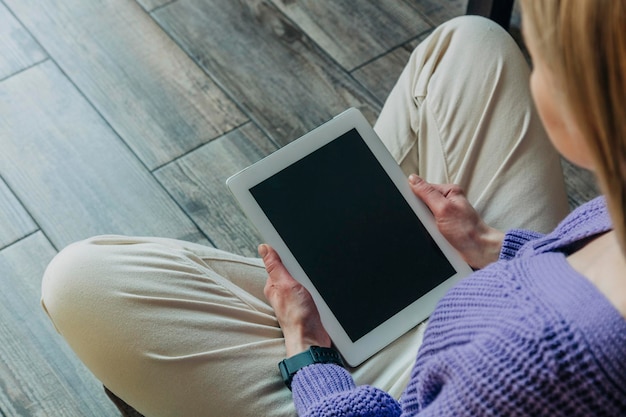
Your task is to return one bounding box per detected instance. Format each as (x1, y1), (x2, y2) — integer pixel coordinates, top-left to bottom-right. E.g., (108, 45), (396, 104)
(408, 0), (466, 26)
(0, 232), (118, 416)
(0, 61), (209, 249)
(561, 159), (599, 210)
(270, 0), (431, 71)
(0, 2), (46, 81)
(351, 39), (422, 104)
(153, 0), (381, 148)
(0, 177), (37, 249)
(4, 0), (247, 169)
(155, 123), (277, 257)
(135, 0), (173, 12)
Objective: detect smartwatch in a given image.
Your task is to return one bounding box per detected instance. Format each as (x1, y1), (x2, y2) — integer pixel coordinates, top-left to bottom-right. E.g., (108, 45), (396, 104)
(278, 346), (345, 390)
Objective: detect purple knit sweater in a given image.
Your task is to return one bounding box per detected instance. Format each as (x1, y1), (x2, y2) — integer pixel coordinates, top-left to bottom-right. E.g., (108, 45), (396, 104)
(292, 197), (626, 416)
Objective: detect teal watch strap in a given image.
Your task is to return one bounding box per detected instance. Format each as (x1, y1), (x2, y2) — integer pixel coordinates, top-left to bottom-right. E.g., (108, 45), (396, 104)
(278, 346), (344, 390)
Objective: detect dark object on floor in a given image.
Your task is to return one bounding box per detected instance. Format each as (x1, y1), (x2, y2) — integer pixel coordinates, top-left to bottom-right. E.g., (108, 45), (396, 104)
(467, 0), (516, 30)
(104, 387), (146, 417)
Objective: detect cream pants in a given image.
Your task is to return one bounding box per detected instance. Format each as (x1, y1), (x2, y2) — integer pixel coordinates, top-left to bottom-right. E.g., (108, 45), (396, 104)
(41, 16), (568, 417)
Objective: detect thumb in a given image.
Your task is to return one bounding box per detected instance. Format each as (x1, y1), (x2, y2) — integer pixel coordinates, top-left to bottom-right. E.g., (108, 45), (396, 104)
(408, 174), (446, 213)
(259, 244), (289, 278)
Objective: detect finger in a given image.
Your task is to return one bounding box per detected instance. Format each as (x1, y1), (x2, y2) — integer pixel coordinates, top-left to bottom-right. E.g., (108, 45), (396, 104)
(259, 244), (294, 283)
(259, 244), (279, 273)
(408, 174), (449, 213)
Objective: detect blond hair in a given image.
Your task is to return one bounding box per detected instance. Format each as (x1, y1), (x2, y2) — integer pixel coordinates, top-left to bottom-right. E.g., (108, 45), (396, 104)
(521, 0), (626, 249)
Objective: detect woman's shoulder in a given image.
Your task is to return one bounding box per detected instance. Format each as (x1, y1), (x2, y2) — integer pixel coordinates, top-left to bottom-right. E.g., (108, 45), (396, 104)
(551, 196), (610, 240)
(504, 196), (611, 260)
(412, 252), (626, 415)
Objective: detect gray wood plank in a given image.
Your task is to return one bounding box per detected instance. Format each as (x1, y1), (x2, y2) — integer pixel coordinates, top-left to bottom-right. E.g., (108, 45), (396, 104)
(351, 39), (422, 104)
(405, 0), (466, 27)
(0, 2), (46, 81)
(0, 232), (118, 416)
(0, 61), (209, 249)
(270, 0), (432, 71)
(5, 0), (247, 169)
(135, 0), (172, 12)
(153, 0), (381, 148)
(155, 123), (277, 257)
(0, 176), (37, 249)
(561, 159), (599, 210)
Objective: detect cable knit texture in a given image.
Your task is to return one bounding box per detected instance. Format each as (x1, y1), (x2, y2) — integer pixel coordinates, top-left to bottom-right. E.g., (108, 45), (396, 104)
(292, 197), (626, 416)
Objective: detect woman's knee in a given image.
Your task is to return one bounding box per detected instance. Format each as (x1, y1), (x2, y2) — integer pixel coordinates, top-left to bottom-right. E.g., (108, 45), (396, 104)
(440, 15), (511, 45)
(422, 15), (524, 80)
(41, 236), (122, 330)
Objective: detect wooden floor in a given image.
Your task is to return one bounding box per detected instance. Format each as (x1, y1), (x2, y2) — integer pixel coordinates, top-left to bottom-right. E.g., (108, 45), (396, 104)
(0, 1), (597, 416)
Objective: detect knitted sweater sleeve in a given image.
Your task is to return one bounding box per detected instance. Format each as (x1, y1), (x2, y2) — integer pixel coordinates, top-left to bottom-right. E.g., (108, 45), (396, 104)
(291, 364), (401, 416)
(498, 229), (544, 260)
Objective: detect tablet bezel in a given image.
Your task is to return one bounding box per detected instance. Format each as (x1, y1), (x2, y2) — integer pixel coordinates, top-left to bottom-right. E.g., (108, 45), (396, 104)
(226, 108), (472, 366)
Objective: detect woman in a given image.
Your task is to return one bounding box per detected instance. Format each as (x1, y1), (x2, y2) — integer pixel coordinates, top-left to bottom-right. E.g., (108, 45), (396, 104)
(42, 1), (625, 415)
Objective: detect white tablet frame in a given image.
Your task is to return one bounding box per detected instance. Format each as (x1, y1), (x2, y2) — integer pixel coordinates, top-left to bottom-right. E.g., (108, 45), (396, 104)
(227, 108), (472, 366)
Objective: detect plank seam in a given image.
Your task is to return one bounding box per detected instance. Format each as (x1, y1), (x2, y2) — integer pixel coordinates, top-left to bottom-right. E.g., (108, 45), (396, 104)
(0, 230), (41, 253)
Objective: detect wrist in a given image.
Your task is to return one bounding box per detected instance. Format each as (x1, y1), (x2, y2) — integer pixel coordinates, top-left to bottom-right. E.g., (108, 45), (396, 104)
(285, 340), (314, 358)
(285, 336), (331, 357)
(283, 325), (332, 357)
(473, 224), (504, 269)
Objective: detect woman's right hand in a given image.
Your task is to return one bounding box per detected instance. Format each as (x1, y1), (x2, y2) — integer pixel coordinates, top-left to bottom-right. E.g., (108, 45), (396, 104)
(260, 244), (331, 357)
(408, 174), (504, 269)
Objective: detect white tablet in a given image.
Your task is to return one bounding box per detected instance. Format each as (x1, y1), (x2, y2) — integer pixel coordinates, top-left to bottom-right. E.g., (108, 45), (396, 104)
(227, 108), (471, 366)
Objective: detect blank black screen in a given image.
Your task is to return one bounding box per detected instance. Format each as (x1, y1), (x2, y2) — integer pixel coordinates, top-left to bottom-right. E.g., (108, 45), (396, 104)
(250, 129), (455, 341)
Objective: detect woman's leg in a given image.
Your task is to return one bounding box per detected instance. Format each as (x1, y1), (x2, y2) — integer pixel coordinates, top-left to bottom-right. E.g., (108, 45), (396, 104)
(375, 16), (569, 233)
(42, 235), (422, 416)
(42, 235), (293, 417)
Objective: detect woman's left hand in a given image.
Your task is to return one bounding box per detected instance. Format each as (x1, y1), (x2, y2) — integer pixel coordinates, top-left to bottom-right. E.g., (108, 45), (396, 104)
(408, 174), (504, 269)
(259, 244), (331, 357)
